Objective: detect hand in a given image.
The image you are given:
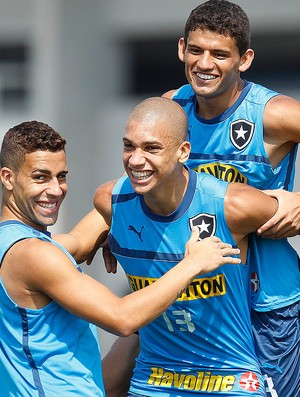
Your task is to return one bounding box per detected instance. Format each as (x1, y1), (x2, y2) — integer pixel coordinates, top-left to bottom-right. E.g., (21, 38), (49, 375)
(100, 235), (118, 273)
(185, 227), (241, 274)
(102, 246), (118, 273)
(257, 189), (300, 238)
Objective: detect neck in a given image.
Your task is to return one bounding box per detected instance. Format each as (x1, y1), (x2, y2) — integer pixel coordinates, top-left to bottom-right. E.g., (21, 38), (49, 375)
(144, 167), (189, 216)
(0, 203), (46, 232)
(196, 79), (245, 119)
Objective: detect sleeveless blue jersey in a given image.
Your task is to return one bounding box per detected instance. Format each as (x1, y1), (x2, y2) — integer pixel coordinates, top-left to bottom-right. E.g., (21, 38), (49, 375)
(0, 221), (104, 397)
(173, 82), (300, 311)
(109, 170), (266, 396)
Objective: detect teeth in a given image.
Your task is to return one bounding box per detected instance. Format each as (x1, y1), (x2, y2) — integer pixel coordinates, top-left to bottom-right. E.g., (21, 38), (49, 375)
(39, 202), (56, 209)
(131, 170), (152, 180)
(197, 73), (215, 80)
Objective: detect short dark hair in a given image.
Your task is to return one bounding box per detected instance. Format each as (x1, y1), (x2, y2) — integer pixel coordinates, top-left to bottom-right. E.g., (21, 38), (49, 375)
(184, 0), (251, 56)
(0, 120), (66, 171)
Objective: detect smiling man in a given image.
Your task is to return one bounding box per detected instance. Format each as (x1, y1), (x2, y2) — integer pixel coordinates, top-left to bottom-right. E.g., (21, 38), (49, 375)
(94, 96), (281, 396)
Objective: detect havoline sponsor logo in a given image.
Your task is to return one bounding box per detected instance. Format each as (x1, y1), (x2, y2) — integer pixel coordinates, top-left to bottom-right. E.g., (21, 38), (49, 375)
(193, 163), (247, 183)
(147, 368), (261, 393)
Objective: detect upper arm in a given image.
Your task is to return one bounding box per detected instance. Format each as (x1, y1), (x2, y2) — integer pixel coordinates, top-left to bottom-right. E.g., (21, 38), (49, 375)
(264, 95), (300, 144)
(225, 183), (278, 240)
(19, 239), (123, 330)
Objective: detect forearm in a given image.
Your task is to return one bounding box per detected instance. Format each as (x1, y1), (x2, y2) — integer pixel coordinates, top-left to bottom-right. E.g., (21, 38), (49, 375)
(107, 237), (240, 336)
(55, 209), (109, 262)
(102, 255), (199, 336)
(61, 234), (239, 336)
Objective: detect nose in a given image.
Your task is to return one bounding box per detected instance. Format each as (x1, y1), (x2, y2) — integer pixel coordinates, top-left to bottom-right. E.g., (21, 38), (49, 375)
(197, 51), (214, 70)
(128, 148), (146, 168)
(46, 178), (64, 196)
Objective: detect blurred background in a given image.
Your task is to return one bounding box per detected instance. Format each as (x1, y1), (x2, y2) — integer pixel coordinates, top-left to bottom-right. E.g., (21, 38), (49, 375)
(0, 0), (299, 356)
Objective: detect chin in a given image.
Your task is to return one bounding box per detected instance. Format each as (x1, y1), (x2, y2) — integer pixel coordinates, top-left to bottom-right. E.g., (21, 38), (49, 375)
(132, 184), (151, 195)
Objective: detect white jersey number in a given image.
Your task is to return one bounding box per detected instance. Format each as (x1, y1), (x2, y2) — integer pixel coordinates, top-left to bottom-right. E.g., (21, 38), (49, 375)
(162, 310), (195, 333)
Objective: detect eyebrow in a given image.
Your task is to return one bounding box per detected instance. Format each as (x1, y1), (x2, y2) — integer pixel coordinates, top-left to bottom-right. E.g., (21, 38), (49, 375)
(31, 169), (68, 175)
(123, 138), (162, 146)
(187, 43), (231, 55)
(31, 169), (52, 175)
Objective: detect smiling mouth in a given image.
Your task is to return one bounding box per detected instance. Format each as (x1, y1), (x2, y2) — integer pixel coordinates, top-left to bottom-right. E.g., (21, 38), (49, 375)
(196, 73), (216, 80)
(38, 202), (57, 210)
(131, 170), (153, 180)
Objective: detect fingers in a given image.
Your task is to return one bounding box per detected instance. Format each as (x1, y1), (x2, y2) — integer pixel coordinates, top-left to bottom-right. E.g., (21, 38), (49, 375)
(190, 226), (200, 242)
(102, 247), (118, 274)
(221, 247), (241, 264)
(224, 256), (242, 264)
(207, 237), (241, 263)
(220, 246), (240, 256)
(258, 189), (300, 238)
(256, 214), (280, 235)
(257, 216), (297, 238)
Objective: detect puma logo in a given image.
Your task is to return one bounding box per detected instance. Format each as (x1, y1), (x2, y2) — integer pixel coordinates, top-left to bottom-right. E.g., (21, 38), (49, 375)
(128, 225), (144, 242)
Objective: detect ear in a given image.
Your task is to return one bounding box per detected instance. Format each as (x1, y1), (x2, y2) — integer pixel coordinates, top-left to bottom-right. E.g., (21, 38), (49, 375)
(239, 48), (254, 73)
(1, 167), (15, 191)
(178, 37), (186, 63)
(178, 141), (191, 164)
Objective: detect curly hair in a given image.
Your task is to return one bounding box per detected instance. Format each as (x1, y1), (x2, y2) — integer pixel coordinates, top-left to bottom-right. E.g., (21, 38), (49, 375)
(184, 0), (251, 56)
(0, 121), (66, 171)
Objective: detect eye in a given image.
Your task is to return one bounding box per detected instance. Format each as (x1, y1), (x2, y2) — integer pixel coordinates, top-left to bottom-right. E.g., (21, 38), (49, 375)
(57, 172), (67, 182)
(33, 174), (49, 182)
(146, 146), (160, 153)
(188, 46), (203, 55)
(213, 51), (230, 60)
(123, 142), (134, 151)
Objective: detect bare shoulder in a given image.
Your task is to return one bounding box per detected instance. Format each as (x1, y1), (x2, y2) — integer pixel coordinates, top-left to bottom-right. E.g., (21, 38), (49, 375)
(264, 94), (300, 143)
(162, 89), (177, 99)
(94, 179), (117, 222)
(1, 236), (77, 305)
(7, 237), (73, 275)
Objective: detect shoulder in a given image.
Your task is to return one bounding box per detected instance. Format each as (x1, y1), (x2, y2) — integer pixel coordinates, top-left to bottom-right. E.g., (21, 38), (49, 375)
(0, 235), (76, 307)
(94, 179), (118, 224)
(264, 94), (300, 143)
(162, 84), (193, 100)
(3, 236), (72, 284)
(94, 179), (116, 203)
(162, 89), (177, 99)
(196, 172), (228, 198)
(265, 94), (300, 116)
(10, 236), (66, 263)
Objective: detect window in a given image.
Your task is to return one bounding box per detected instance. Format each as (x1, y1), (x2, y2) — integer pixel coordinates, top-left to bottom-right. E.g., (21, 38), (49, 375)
(123, 31), (300, 96)
(0, 43), (30, 110)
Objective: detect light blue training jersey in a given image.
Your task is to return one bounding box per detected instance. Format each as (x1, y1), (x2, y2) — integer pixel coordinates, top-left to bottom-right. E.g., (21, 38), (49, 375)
(0, 221), (104, 397)
(109, 169), (266, 396)
(173, 81), (300, 311)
